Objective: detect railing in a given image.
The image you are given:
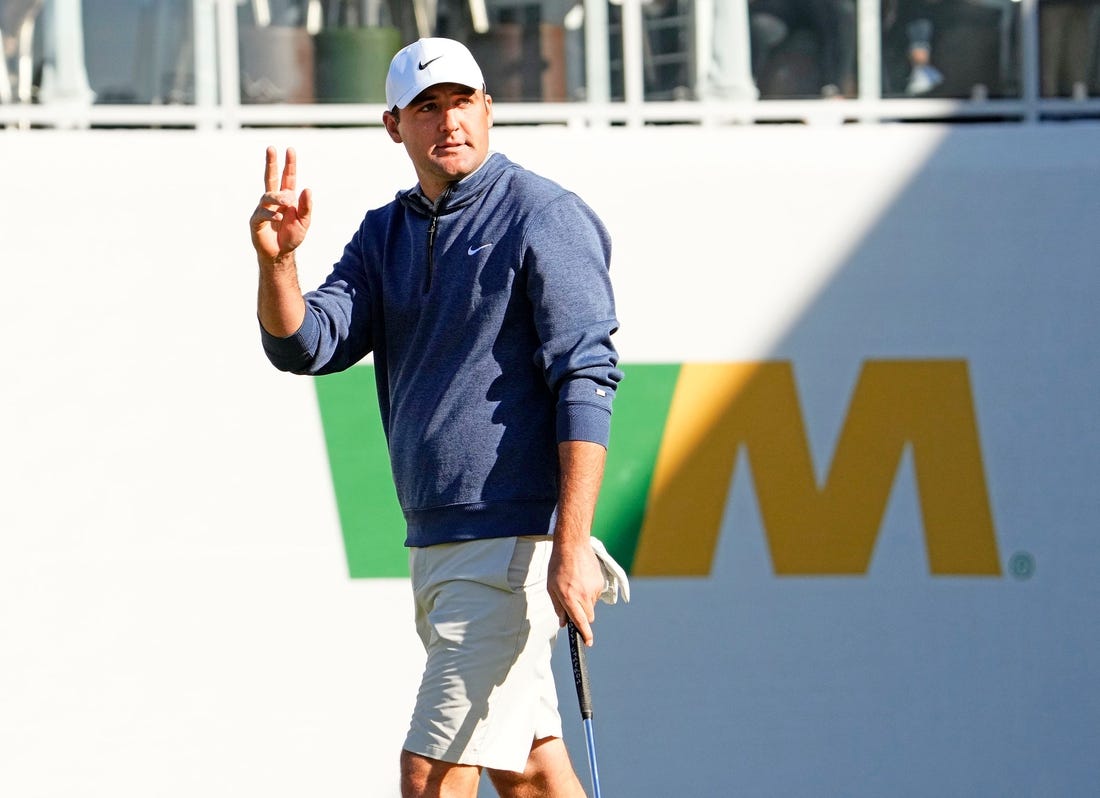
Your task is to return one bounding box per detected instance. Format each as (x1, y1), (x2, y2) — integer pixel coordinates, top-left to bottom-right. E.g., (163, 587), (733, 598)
(3, 0), (1099, 130)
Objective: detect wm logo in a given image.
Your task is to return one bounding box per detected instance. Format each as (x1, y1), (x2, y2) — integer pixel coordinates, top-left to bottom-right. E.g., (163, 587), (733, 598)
(315, 360), (1000, 579)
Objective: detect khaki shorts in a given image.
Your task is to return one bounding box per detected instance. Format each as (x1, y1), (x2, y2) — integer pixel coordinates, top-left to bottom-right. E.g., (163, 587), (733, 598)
(404, 535), (563, 773)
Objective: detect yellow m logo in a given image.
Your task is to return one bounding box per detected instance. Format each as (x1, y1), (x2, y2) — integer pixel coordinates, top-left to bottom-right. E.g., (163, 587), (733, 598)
(633, 360), (1001, 577)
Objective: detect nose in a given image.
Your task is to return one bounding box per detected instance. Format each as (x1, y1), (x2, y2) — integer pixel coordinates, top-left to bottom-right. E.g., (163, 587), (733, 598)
(440, 107), (461, 132)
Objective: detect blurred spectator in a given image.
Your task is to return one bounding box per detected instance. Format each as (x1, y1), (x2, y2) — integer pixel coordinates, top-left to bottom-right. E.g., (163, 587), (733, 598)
(749, 0), (856, 98)
(883, 0), (945, 95)
(882, 0), (1005, 97)
(903, 17), (944, 94)
(1039, 0), (1096, 97)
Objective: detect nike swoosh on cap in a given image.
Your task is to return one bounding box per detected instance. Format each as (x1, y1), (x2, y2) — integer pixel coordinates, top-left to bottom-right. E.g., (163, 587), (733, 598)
(418, 56), (443, 70)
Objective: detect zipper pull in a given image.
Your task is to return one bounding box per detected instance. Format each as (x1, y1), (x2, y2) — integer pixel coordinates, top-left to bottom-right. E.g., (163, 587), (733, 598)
(425, 213), (439, 293)
(424, 186), (452, 294)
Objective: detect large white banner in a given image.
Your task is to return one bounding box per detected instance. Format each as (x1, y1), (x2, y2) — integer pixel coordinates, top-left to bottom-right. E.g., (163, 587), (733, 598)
(2, 122), (1099, 797)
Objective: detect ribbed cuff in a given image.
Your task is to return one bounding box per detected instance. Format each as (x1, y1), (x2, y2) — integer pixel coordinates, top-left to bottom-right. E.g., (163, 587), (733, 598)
(556, 401), (612, 447)
(259, 312), (319, 373)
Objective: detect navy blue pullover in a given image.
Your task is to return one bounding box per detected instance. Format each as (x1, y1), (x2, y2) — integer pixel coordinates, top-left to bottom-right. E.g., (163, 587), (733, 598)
(262, 154), (622, 547)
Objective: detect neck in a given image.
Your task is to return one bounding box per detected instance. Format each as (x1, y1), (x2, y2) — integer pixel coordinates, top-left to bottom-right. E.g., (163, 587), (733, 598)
(419, 152), (493, 202)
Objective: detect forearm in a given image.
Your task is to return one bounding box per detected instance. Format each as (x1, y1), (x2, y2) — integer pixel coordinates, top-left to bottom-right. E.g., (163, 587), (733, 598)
(554, 440), (607, 549)
(548, 439), (608, 643)
(257, 252), (307, 338)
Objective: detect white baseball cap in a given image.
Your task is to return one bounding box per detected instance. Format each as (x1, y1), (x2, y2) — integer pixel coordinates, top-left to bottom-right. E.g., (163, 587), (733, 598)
(385, 38), (486, 110)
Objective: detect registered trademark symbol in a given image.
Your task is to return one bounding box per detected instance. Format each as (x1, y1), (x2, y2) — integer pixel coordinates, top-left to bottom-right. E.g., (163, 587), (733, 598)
(1008, 551), (1035, 580)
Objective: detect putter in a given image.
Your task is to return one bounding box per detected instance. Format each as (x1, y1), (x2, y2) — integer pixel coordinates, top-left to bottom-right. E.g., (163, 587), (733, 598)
(567, 619), (603, 798)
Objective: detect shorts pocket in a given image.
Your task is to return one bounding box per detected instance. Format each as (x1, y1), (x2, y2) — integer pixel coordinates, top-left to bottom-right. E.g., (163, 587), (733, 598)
(507, 535), (552, 591)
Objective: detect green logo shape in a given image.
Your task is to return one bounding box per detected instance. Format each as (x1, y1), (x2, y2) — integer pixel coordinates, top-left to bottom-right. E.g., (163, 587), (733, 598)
(314, 364), (680, 578)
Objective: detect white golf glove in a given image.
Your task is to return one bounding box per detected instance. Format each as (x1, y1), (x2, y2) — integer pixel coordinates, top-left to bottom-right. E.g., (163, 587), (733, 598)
(590, 537), (630, 605)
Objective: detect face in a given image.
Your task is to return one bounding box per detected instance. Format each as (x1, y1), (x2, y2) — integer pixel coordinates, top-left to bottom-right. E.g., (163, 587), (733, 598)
(383, 83), (493, 202)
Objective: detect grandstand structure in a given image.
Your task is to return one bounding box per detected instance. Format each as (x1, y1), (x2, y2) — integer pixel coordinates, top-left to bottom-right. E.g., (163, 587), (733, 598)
(2, 0), (1100, 128)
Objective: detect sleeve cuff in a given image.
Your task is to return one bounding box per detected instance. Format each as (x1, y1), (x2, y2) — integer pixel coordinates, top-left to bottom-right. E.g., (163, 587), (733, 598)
(259, 312), (320, 373)
(556, 401), (613, 447)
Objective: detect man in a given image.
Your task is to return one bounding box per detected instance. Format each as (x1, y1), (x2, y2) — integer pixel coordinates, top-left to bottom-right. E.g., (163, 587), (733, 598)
(249, 38), (623, 798)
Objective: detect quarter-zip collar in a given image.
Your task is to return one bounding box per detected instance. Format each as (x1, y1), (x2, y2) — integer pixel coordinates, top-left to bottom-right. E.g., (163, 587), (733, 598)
(397, 153), (513, 294)
(397, 152), (507, 217)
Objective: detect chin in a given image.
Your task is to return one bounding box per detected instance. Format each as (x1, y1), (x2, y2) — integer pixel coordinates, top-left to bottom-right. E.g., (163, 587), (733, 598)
(435, 156), (477, 177)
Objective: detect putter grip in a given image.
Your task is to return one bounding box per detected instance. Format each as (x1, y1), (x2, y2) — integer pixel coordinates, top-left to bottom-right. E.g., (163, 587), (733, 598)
(567, 619), (594, 720)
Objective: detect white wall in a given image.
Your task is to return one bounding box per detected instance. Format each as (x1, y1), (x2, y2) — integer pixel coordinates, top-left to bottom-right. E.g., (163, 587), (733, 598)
(2, 121), (1099, 797)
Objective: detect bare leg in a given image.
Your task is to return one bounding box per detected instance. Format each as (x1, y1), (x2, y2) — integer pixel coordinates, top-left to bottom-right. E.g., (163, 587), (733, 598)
(401, 750), (481, 798)
(486, 737), (587, 798)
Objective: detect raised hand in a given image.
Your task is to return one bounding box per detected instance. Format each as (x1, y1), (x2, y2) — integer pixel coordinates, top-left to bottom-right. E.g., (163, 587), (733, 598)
(250, 146), (312, 264)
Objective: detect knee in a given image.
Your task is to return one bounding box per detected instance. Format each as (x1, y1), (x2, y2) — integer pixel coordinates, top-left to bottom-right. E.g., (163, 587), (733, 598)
(487, 768), (544, 798)
(401, 749), (479, 798)
(487, 737), (585, 798)
(400, 750), (435, 798)
(400, 751), (420, 797)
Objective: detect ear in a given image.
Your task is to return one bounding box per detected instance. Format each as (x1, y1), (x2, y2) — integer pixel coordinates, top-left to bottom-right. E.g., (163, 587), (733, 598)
(484, 93), (493, 129)
(382, 109), (403, 143)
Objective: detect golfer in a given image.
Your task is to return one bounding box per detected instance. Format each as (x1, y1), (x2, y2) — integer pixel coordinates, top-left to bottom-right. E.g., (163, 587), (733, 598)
(250, 37), (622, 798)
